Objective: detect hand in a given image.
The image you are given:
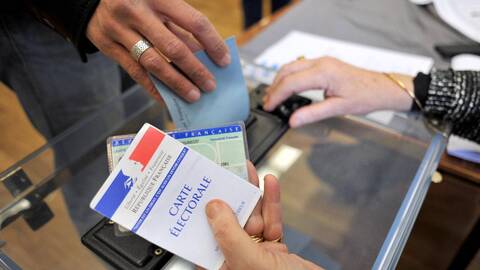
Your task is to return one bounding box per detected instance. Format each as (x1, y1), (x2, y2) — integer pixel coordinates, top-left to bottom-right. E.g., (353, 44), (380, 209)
(263, 57), (414, 127)
(86, 0), (230, 103)
(240, 161), (283, 244)
(203, 162), (323, 270)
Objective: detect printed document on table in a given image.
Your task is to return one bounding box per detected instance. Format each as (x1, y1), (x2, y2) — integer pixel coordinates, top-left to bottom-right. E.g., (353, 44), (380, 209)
(434, 0), (480, 43)
(447, 135), (480, 164)
(451, 54), (480, 71)
(255, 31), (434, 76)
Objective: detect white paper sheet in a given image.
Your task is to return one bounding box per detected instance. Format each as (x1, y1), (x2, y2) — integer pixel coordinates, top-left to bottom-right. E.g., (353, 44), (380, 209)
(447, 136), (480, 164)
(451, 54), (480, 70)
(254, 31), (434, 76)
(409, 0), (433, 5)
(434, 0), (480, 43)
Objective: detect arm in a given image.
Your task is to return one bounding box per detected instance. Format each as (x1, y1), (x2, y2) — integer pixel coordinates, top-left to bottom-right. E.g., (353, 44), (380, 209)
(416, 70), (480, 143)
(24, 0), (230, 103)
(263, 57), (480, 143)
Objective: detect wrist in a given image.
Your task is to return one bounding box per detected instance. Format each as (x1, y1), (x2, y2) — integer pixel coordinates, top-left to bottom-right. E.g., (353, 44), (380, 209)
(380, 73), (415, 111)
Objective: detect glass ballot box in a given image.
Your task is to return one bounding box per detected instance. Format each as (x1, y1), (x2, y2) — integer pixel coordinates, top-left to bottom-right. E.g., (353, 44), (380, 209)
(0, 61), (446, 270)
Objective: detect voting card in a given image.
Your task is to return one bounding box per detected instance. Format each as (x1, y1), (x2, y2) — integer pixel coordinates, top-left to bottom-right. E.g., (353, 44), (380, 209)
(92, 123), (261, 269)
(106, 123), (249, 239)
(151, 37), (250, 130)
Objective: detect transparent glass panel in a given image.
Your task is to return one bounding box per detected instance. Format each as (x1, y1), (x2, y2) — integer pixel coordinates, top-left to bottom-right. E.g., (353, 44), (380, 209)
(0, 69), (446, 270)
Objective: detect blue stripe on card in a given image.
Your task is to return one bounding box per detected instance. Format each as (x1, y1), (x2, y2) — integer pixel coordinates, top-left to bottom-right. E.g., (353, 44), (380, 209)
(112, 138), (134, 146)
(131, 147), (189, 232)
(168, 125), (242, 139)
(95, 170), (134, 218)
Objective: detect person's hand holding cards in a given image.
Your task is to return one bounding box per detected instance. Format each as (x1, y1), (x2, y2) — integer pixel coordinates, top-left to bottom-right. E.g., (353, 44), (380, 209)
(203, 162), (324, 270)
(238, 162), (283, 244)
(92, 123), (261, 269)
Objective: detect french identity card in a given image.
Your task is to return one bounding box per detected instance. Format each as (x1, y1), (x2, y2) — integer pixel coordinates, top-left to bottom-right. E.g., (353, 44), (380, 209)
(107, 122), (249, 179)
(90, 123), (261, 269)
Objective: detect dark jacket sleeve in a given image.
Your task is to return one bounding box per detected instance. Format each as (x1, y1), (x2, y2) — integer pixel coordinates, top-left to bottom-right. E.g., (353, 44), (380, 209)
(414, 70), (480, 143)
(25, 0), (101, 61)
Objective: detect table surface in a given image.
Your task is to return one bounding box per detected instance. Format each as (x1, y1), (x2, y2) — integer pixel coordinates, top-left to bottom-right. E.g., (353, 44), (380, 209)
(0, 0), (466, 269)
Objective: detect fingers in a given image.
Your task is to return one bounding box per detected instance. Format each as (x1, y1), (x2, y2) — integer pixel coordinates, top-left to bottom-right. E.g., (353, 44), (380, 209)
(87, 0), (226, 103)
(206, 200), (261, 269)
(244, 161), (264, 236)
(159, 0), (230, 66)
(262, 174), (283, 241)
(140, 48), (202, 103)
(91, 34), (163, 103)
(91, 9), (203, 103)
(115, 27), (203, 103)
(86, 12), (163, 103)
(289, 98), (348, 127)
(134, 12), (216, 93)
(165, 21), (203, 52)
(247, 161), (259, 186)
(263, 67), (329, 111)
(272, 59), (315, 85)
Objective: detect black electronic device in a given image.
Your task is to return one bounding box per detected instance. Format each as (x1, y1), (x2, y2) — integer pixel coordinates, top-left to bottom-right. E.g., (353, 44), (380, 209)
(434, 44), (480, 59)
(81, 84), (312, 269)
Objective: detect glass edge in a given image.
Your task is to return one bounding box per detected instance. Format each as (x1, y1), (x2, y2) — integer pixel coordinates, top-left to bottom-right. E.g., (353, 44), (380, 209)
(0, 86), (157, 219)
(0, 86), (149, 182)
(372, 132), (448, 270)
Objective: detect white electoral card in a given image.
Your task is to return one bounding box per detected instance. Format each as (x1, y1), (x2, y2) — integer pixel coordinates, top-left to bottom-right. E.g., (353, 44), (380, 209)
(90, 123), (261, 269)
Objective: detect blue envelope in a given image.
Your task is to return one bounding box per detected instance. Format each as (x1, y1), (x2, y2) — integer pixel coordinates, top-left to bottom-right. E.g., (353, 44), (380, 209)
(150, 37), (250, 129)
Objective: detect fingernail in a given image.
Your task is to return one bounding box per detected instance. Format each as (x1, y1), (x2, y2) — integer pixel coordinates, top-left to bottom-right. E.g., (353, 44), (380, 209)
(263, 101), (272, 111)
(187, 89), (201, 102)
(219, 54), (231, 66)
(206, 201), (222, 219)
(204, 79), (216, 92)
(290, 114), (303, 128)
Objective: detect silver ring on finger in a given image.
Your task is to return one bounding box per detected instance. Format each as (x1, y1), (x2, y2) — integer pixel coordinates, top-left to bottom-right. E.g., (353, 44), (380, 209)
(130, 39), (152, 62)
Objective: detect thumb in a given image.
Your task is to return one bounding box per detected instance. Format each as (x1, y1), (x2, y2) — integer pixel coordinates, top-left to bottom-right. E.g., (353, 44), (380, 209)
(206, 200), (262, 269)
(289, 97), (348, 127)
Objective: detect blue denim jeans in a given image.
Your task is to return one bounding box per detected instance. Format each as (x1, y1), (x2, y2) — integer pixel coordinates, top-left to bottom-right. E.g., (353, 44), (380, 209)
(0, 12), (122, 234)
(0, 12), (121, 138)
